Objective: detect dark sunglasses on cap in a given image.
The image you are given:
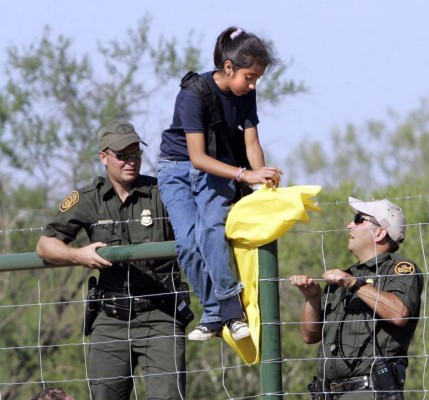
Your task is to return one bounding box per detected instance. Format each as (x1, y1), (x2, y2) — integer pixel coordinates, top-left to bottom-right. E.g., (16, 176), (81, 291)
(107, 149), (143, 161)
(353, 213), (380, 226)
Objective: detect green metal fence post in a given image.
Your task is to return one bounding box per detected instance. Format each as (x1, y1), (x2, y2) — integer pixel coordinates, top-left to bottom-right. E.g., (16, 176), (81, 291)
(259, 240), (283, 398)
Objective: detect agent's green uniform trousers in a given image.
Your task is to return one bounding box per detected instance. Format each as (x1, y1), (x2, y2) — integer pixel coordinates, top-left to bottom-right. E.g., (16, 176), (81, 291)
(89, 309), (186, 400)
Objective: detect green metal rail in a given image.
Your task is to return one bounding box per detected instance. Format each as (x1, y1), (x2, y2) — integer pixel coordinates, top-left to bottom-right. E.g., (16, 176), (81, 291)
(0, 241), (177, 272)
(0, 240), (283, 396)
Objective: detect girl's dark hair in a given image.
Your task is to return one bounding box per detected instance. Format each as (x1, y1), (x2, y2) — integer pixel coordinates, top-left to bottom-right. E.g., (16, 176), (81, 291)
(213, 27), (278, 72)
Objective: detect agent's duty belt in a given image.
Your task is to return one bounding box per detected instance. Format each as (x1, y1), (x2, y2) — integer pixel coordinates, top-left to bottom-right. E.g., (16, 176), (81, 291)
(101, 292), (158, 320)
(330, 375), (371, 393)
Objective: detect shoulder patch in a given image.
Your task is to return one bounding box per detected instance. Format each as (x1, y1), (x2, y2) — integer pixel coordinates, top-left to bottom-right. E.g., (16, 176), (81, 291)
(394, 261), (415, 275)
(59, 191), (79, 212)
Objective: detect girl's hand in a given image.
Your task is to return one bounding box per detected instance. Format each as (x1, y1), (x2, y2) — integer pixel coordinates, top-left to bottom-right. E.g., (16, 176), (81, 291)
(241, 167), (283, 188)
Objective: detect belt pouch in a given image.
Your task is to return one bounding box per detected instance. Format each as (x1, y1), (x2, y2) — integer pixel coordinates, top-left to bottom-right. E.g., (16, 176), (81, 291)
(103, 294), (136, 321)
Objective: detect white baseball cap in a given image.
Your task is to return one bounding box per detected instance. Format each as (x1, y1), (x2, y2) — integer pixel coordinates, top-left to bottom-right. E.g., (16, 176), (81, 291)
(349, 196), (406, 244)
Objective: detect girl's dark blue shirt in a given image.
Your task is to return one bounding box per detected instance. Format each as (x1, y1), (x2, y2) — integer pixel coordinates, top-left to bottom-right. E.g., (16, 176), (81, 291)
(159, 71), (259, 160)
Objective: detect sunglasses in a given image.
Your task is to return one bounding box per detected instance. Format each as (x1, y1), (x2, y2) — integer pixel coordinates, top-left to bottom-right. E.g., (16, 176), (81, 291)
(107, 150), (143, 161)
(353, 213), (380, 226)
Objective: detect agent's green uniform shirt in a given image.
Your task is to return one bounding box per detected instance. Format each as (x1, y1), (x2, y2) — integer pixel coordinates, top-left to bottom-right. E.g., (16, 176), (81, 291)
(43, 175), (179, 292)
(318, 252), (423, 381)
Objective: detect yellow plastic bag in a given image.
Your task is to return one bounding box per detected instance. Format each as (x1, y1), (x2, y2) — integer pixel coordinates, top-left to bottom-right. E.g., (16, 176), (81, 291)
(223, 185), (321, 364)
(226, 185), (321, 247)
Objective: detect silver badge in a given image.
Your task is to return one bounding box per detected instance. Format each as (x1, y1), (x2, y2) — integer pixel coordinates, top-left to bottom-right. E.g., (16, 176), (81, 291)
(141, 209), (153, 226)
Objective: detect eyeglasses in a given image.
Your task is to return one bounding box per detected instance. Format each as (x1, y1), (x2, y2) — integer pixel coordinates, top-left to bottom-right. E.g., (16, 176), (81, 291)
(106, 150), (143, 161)
(353, 213), (380, 226)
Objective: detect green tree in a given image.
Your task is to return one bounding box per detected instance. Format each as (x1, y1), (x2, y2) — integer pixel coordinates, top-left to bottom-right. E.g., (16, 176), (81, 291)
(0, 17), (203, 202)
(286, 99), (429, 193)
(0, 16), (304, 204)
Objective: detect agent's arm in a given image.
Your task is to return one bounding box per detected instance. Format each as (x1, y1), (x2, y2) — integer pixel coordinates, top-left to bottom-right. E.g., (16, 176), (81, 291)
(323, 269), (410, 327)
(36, 236), (112, 270)
(290, 275), (323, 344)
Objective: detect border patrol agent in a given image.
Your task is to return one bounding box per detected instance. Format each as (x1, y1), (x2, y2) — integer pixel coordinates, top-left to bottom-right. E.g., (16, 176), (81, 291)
(290, 197), (423, 399)
(37, 120), (190, 400)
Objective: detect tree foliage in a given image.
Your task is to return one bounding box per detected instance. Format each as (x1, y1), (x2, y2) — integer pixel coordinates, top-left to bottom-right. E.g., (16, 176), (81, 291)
(0, 16), (303, 204)
(0, 17), (203, 199)
(287, 99), (429, 194)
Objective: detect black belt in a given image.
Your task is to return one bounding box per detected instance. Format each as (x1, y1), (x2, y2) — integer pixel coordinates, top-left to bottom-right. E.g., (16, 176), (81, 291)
(102, 293), (156, 310)
(330, 375), (371, 393)
(101, 292), (157, 320)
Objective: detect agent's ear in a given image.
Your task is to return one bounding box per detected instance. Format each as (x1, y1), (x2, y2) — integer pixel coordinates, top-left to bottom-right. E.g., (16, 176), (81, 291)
(375, 227), (388, 244)
(99, 151), (107, 166)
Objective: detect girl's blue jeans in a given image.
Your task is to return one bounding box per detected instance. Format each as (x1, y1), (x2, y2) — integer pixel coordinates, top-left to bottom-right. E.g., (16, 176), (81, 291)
(157, 159), (243, 324)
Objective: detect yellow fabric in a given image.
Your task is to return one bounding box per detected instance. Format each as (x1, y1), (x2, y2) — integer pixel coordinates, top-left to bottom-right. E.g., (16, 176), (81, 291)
(223, 185), (321, 365)
(221, 244), (260, 364)
(226, 185), (321, 247)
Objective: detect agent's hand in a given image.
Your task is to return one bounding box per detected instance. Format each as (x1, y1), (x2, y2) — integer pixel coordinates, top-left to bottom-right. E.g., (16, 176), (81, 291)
(322, 269), (355, 289)
(290, 274), (321, 299)
(242, 166), (283, 188)
(77, 242), (112, 269)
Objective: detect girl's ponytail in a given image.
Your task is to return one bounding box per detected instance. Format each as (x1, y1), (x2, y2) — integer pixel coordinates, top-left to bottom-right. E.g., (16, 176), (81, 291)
(213, 26), (240, 68)
(213, 26), (278, 72)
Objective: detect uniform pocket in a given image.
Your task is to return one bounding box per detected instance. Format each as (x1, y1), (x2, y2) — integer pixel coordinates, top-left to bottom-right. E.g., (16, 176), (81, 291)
(91, 222), (122, 245)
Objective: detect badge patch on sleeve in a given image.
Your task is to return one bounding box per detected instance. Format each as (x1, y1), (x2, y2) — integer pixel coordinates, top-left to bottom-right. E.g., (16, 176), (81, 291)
(394, 261), (415, 275)
(59, 191), (79, 212)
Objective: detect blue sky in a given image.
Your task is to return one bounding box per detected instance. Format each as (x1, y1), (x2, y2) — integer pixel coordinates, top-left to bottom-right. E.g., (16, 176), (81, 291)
(1, 0), (428, 171)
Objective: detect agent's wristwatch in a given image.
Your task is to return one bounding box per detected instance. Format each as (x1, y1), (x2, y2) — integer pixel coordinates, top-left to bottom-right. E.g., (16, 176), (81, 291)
(350, 277), (367, 293)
